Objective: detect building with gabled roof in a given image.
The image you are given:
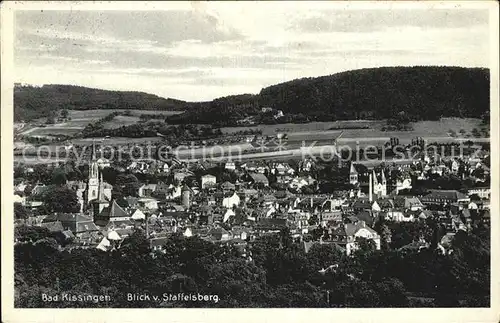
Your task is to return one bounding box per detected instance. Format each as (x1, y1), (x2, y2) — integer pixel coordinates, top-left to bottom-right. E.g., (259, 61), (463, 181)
(420, 189), (470, 205)
(42, 213), (99, 236)
(328, 221), (380, 255)
(94, 200), (130, 226)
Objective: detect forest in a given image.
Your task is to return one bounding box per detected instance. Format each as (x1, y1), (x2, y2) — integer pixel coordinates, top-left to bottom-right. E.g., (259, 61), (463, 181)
(167, 66), (490, 125)
(258, 66), (489, 120)
(15, 66), (489, 123)
(14, 84), (189, 121)
(14, 221), (490, 308)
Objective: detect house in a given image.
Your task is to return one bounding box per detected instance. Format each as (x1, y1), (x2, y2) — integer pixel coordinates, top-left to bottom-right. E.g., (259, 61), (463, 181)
(248, 173), (269, 186)
(398, 239), (430, 254)
(40, 221), (64, 233)
(138, 184), (158, 198)
(222, 192), (240, 209)
(153, 183), (181, 200)
(394, 176), (412, 194)
(417, 210), (434, 220)
(329, 221), (381, 255)
(231, 227), (250, 240)
(173, 170), (192, 183)
(201, 174), (217, 189)
(31, 184), (47, 196)
(321, 211), (342, 223)
(223, 208), (236, 223)
(225, 162), (236, 170)
(271, 162), (295, 176)
(467, 187), (490, 199)
(288, 212), (310, 229)
(239, 188), (259, 201)
(149, 236), (170, 253)
(42, 213), (99, 236)
(221, 181), (236, 191)
(351, 210), (376, 227)
(437, 232), (455, 255)
(137, 198), (158, 210)
(94, 200), (130, 226)
(299, 158), (314, 172)
(258, 194), (277, 207)
(15, 182), (28, 193)
(208, 227), (231, 241)
(351, 198), (371, 211)
(96, 157), (111, 169)
(289, 177), (315, 190)
(420, 190), (470, 205)
(130, 208), (146, 221)
(480, 209), (490, 225)
(241, 162), (268, 174)
(183, 227), (193, 237)
(255, 218), (288, 233)
(468, 201), (479, 210)
(393, 196), (424, 211)
(13, 193), (25, 204)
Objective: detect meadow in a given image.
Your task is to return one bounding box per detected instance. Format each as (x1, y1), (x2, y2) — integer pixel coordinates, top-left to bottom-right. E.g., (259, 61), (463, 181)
(222, 118), (485, 143)
(20, 109), (182, 137)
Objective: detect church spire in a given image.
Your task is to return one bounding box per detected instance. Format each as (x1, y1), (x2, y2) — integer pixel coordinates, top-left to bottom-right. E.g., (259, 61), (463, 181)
(92, 139), (97, 160)
(372, 169), (378, 185)
(98, 171), (106, 202)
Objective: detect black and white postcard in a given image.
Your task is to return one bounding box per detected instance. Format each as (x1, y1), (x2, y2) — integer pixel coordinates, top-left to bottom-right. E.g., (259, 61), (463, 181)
(1, 1), (499, 323)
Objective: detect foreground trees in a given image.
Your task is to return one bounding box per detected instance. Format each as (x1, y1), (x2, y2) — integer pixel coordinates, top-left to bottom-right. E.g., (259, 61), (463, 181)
(14, 225), (490, 308)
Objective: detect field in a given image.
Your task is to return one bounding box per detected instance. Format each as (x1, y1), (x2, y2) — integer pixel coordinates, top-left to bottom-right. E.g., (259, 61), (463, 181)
(19, 109), (182, 137)
(72, 137), (164, 145)
(222, 118), (483, 136)
(102, 115), (141, 129)
(15, 116), (488, 166)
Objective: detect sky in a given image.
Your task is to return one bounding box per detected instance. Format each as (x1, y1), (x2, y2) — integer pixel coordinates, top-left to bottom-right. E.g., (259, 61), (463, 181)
(14, 2), (491, 101)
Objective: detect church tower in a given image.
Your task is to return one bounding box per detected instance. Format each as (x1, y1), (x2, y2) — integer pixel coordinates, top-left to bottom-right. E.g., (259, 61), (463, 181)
(380, 170), (387, 197)
(349, 162), (359, 185)
(85, 142), (100, 210)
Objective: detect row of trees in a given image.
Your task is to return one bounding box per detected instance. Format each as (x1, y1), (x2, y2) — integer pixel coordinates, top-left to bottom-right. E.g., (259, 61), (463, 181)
(14, 223), (490, 308)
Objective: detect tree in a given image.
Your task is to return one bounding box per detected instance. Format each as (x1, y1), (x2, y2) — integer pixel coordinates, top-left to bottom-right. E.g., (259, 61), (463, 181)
(40, 185), (80, 213)
(378, 224), (392, 250)
(14, 165), (25, 179)
(14, 203), (32, 219)
(60, 109), (69, 119)
(115, 174), (141, 197)
(307, 244), (344, 273)
(469, 194), (481, 201)
(50, 168), (67, 185)
(354, 237), (377, 255)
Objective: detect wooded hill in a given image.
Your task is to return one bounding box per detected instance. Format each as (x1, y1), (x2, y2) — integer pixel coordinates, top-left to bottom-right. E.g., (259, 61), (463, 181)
(15, 66), (489, 123)
(167, 66), (490, 125)
(259, 66), (490, 120)
(14, 84), (188, 121)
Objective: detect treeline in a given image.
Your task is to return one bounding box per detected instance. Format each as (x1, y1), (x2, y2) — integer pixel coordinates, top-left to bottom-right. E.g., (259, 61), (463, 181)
(14, 84), (189, 121)
(259, 66), (489, 120)
(15, 66), (490, 124)
(81, 121), (223, 140)
(166, 94), (260, 127)
(166, 66), (489, 125)
(14, 223), (489, 308)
